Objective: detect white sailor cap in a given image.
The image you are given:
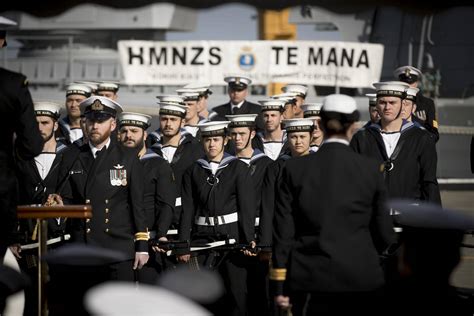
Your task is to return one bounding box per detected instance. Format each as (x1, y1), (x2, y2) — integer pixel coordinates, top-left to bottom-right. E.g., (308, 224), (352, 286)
(282, 118), (314, 133)
(302, 103), (322, 118)
(271, 92), (298, 104)
(118, 112), (152, 129)
(197, 121), (230, 137)
(224, 75), (252, 90)
(74, 81), (99, 94)
(393, 65), (422, 84)
(0, 16), (17, 29)
(159, 103), (187, 118)
(156, 95), (185, 106)
(373, 81), (410, 99)
(225, 114), (258, 128)
(34, 101), (61, 120)
(97, 81), (120, 92)
(175, 89), (201, 101)
(0, 16), (17, 47)
(320, 94), (360, 123)
(405, 87), (420, 102)
(66, 83), (92, 97)
(365, 93), (377, 106)
(258, 99), (286, 112)
(80, 96), (123, 121)
(282, 84), (308, 98)
(182, 82), (213, 96)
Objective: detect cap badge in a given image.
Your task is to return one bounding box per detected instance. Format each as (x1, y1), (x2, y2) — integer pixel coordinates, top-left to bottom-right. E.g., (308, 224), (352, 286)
(404, 68), (411, 77)
(113, 164), (124, 169)
(91, 99), (105, 111)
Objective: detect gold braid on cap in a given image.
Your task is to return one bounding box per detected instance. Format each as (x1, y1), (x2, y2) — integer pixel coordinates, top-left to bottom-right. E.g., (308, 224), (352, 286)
(269, 268), (287, 281)
(134, 232), (150, 241)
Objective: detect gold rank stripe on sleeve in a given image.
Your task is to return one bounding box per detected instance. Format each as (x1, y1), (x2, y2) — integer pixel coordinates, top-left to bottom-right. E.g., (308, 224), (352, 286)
(134, 232), (149, 241)
(269, 268), (287, 281)
(433, 120), (439, 129)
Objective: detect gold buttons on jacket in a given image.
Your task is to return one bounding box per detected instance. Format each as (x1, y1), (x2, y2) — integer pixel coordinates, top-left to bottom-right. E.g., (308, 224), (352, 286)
(105, 208), (109, 214)
(105, 228), (109, 233)
(85, 199), (91, 204)
(86, 219), (90, 223)
(105, 199), (109, 204)
(105, 218), (109, 224)
(86, 228), (91, 233)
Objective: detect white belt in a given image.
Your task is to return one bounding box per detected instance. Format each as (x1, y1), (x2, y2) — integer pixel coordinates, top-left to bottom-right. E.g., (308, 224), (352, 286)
(21, 234), (71, 250)
(195, 212), (238, 226)
(175, 197), (182, 207)
(255, 217), (260, 227)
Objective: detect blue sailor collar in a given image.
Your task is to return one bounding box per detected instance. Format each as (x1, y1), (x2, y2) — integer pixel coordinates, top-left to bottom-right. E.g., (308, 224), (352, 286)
(249, 148), (267, 163)
(140, 148), (162, 161)
(56, 141), (69, 154)
(257, 130), (287, 143)
(196, 153), (238, 172)
(151, 132), (187, 151)
(367, 119), (416, 134)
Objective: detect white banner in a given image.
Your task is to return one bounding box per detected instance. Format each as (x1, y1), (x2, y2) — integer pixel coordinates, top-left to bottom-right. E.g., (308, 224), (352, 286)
(118, 40), (384, 88)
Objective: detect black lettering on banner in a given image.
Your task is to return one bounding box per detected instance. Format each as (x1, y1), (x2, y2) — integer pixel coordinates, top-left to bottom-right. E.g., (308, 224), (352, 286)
(272, 46), (284, 65)
(128, 47), (144, 65)
(326, 48), (337, 66)
(288, 47), (297, 65)
(209, 47), (222, 65)
(357, 50), (369, 68)
(341, 48), (354, 67)
(308, 47), (323, 65)
(191, 47), (204, 65)
(150, 47), (167, 65)
(172, 47), (186, 65)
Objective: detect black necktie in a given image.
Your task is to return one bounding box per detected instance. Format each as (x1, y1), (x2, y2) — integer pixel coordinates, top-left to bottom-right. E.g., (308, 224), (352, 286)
(232, 107), (239, 115)
(95, 146), (106, 158)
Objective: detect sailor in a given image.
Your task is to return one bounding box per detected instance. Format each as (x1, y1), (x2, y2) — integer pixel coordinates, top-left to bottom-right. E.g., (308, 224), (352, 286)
(0, 15), (44, 262)
(96, 81), (120, 101)
(365, 93), (380, 125)
(394, 65), (439, 142)
(259, 119), (315, 257)
(401, 87), (420, 122)
(271, 92), (298, 119)
(57, 83), (92, 144)
(51, 96), (149, 281)
(118, 111), (176, 282)
(149, 97), (204, 233)
(253, 99), (289, 160)
(281, 84), (308, 118)
(211, 75), (263, 130)
(176, 88), (208, 138)
(75, 81), (99, 95)
(177, 121), (257, 316)
(10, 101), (69, 316)
(226, 114), (273, 314)
(302, 103), (324, 152)
(350, 81), (441, 204)
(179, 82), (218, 120)
(271, 94), (396, 316)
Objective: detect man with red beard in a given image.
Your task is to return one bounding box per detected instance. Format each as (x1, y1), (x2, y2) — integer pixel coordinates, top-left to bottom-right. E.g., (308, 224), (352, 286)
(51, 96), (149, 281)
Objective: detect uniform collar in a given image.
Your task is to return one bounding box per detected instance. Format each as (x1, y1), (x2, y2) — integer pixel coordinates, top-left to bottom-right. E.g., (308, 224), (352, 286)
(89, 138), (111, 158)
